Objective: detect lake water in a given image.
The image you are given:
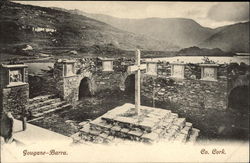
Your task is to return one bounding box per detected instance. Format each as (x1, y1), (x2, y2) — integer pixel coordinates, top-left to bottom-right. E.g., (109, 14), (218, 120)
(25, 62), (54, 75)
(144, 56), (249, 65)
(26, 56), (249, 74)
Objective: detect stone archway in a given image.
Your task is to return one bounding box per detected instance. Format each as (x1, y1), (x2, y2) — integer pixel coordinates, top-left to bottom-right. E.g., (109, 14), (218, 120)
(228, 85), (249, 113)
(227, 74), (249, 113)
(124, 74), (135, 96)
(78, 77), (92, 100)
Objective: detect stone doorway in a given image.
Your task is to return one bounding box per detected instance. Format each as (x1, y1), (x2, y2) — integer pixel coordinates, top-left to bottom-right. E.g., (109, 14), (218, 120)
(124, 74), (135, 96)
(228, 85), (249, 113)
(78, 77), (91, 100)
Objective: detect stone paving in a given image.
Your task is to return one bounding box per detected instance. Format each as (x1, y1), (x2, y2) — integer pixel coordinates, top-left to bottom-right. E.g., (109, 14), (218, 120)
(71, 103), (200, 144)
(12, 119), (73, 146)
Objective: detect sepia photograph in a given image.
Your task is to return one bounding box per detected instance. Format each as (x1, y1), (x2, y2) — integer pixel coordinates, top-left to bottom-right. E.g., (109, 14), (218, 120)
(0, 1), (249, 162)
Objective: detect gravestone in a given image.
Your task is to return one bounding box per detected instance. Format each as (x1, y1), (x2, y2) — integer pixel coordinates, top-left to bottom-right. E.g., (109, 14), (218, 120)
(0, 64), (29, 121)
(145, 61), (158, 76)
(199, 64), (218, 81)
(100, 58), (114, 72)
(170, 63), (185, 79)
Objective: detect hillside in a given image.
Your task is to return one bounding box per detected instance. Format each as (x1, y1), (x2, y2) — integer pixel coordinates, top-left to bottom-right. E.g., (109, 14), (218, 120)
(71, 10), (215, 48)
(199, 22), (249, 52)
(0, 2), (178, 58)
(177, 46), (235, 56)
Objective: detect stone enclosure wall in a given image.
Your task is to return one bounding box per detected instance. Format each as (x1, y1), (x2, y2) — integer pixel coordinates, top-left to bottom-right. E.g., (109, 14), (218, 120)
(142, 62), (249, 111)
(51, 58), (135, 103)
(142, 76), (227, 110)
(1, 84), (29, 118)
(28, 57), (249, 112)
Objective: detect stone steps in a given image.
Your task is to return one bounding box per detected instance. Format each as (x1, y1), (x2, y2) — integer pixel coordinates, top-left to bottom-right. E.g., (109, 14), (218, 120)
(101, 107), (172, 133)
(32, 101), (66, 113)
(188, 128), (200, 143)
(29, 94), (55, 104)
(76, 117), (193, 144)
(28, 95), (72, 119)
(29, 98), (61, 110)
(33, 103), (71, 118)
(72, 103), (200, 145)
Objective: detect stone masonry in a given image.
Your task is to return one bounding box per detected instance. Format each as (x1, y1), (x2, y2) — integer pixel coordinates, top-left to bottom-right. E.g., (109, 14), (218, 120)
(71, 103), (200, 144)
(52, 58), (134, 102)
(141, 61), (248, 111)
(142, 76), (228, 110)
(0, 64), (29, 119)
(50, 57), (248, 111)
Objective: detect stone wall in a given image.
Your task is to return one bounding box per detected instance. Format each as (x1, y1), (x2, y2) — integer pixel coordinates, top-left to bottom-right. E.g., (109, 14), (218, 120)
(51, 58), (135, 103)
(93, 71), (124, 91)
(156, 62), (231, 80)
(29, 57), (249, 111)
(63, 75), (79, 102)
(0, 84), (29, 118)
(53, 61), (65, 98)
(0, 65), (29, 119)
(142, 76), (227, 110)
(141, 62), (250, 111)
(157, 62), (171, 77)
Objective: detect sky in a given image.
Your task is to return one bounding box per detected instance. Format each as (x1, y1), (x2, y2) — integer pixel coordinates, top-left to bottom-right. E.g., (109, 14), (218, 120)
(15, 1), (249, 28)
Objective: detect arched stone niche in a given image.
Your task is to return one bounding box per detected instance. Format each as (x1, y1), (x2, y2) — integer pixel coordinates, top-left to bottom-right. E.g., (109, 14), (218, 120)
(227, 74), (249, 113)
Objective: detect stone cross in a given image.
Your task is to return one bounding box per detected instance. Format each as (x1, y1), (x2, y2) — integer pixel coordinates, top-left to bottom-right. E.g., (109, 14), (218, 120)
(127, 49), (146, 115)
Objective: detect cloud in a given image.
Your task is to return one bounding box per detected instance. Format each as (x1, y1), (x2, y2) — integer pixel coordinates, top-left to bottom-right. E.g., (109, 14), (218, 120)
(15, 1), (244, 28)
(207, 2), (249, 22)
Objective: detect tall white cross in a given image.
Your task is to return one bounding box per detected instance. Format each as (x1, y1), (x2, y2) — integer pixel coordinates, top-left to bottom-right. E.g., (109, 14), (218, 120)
(135, 49), (141, 115)
(127, 49), (146, 115)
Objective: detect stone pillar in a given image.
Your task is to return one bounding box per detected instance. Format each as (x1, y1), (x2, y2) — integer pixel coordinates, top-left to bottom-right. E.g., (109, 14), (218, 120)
(0, 64), (29, 119)
(199, 64), (218, 81)
(170, 63), (185, 79)
(100, 58), (114, 72)
(146, 61), (158, 76)
(62, 60), (76, 77)
(53, 60), (78, 101)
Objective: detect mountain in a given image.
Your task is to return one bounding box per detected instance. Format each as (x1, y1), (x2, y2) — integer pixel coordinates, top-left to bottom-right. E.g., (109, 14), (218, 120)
(176, 46), (235, 56)
(199, 22), (249, 52)
(71, 10), (215, 48)
(0, 2), (178, 57)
